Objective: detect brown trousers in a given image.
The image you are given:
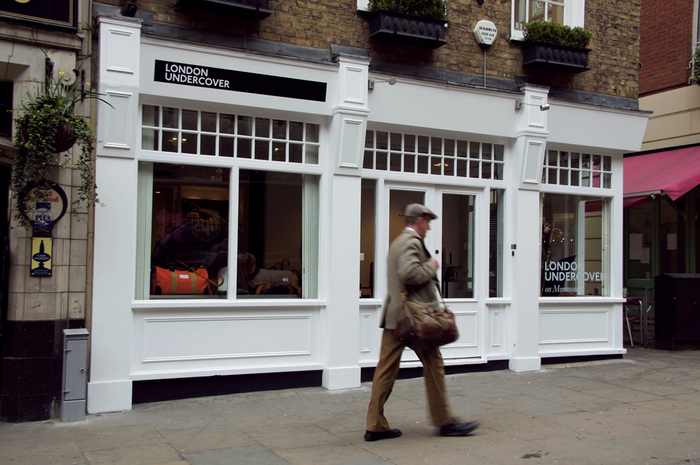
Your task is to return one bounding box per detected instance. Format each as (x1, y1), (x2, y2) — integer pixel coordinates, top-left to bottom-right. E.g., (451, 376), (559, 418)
(366, 329), (453, 432)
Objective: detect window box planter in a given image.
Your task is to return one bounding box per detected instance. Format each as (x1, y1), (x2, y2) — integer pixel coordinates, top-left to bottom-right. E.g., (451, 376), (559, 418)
(368, 10), (447, 48)
(522, 41), (591, 74)
(177, 0), (272, 19)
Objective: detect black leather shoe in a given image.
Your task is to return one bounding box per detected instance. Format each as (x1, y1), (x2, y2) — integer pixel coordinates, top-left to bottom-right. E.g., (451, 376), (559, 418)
(364, 428), (402, 441)
(439, 420), (480, 436)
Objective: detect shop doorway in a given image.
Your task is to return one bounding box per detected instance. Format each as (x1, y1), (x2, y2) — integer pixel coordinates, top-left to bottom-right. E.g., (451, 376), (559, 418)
(387, 185), (482, 362)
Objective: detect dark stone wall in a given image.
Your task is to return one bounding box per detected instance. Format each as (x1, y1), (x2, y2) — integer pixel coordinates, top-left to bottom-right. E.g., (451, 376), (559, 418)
(1, 319), (85, 422)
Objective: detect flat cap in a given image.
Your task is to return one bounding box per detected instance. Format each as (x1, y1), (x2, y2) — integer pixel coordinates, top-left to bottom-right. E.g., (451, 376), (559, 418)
(404, 203), (437, 219)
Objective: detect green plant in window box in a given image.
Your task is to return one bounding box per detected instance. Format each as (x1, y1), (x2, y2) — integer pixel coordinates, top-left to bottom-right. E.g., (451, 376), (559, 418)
(12, 72), (111, 229)
(523, 21), (592, 48)
(368, 0), (447, 21)
(366, 0), (448, 48)
(522, 21), (592, 73)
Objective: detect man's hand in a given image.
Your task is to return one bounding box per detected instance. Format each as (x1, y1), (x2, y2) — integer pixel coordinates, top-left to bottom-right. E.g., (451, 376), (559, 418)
(429, 257), (440, 269)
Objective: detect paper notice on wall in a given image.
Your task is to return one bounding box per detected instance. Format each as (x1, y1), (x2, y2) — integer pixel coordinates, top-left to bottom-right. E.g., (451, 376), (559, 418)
(630, 233), (643, 260)
(667, 233), (678, 251)
(641, 247), (650, 264)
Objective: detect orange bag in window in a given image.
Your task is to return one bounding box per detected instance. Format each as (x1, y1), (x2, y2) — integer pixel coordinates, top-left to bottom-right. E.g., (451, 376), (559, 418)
(151, 266), (210, 295)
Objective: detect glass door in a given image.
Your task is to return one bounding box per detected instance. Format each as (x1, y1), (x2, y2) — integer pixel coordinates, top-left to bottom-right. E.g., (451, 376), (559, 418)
(387, 185), (482, 361)
(439, 193), (476, 299)
(389, 189), (426, 243)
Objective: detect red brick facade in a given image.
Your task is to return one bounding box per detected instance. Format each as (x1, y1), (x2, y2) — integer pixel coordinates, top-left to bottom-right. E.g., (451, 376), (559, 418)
(97, 0), (642, 99)
(639, 0), (693, 96)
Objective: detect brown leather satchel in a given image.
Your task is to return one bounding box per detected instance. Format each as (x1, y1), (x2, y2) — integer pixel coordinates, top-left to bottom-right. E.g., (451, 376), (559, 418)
(395, 280), (459, 354)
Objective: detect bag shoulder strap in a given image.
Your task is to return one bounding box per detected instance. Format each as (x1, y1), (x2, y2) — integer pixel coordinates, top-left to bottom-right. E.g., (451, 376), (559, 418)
(400, 278), (447, 307)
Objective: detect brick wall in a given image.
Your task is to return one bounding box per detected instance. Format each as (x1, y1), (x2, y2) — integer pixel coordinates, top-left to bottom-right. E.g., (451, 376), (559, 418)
(98, 0), (642, 99)
(639, 0), (693, 96)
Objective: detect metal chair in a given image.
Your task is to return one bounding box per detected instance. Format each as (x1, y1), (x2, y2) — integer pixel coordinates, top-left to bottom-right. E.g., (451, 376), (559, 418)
(625, 294), (655, 347)
(624, 297), (642, 347)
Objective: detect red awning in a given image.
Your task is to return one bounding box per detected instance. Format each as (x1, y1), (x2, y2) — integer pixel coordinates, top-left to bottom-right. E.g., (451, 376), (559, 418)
(624, 145), (700, 208)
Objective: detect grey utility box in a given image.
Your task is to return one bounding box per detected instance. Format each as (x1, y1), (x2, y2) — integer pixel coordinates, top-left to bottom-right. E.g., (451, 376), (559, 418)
(62, 328), (89, 422)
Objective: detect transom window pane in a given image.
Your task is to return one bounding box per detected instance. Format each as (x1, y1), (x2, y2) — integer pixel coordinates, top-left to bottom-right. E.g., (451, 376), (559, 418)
(364, 130), (504, 180)
(543, 150), (612, 189)
(141, 105), (320, 164)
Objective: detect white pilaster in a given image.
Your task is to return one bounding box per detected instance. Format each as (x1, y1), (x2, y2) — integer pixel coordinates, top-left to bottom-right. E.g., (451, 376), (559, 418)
(322, 54), (370, 389)
(88, 16), (142, 413)
(509, 84), (550, 373)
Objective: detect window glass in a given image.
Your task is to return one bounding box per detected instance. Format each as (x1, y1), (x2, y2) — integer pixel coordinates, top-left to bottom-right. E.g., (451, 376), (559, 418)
(659, 197), (686, 274)
(514, 0), (566, 31)
(142, 105), (159, 150)
(389, 190), (425, 243)
(140, 164), (319, 300)
(627, 202), (653, 280)
(237, 170), (318, 299)
(360, 179), (376, 298)
(512, 0), (583, 41)
(149, 163), (230, 299)
(490, 189), (504, 297)
(182, 110), (198, 130)
(442, 193), (476, 299)
(541, 193), (610, 297)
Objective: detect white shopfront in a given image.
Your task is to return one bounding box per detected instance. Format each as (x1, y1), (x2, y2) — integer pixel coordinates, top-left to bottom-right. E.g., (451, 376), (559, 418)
(88, 16), (648, 413)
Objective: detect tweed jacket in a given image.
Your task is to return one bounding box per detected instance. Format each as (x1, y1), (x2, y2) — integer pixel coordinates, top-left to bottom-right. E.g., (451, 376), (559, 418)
(380, 228), (440, 330)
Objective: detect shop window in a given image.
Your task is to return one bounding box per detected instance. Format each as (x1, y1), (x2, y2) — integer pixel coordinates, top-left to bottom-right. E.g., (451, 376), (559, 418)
(142, 105), (320, 164)
(144, 163), (230, 299)
(541, 193), (610, 297)
(543, 150), (611, 189)
(238, 169), (318, 299)
(136, 163), (319, 300)
(442, 193), (476, 299)
(511, 0), (585, 40)
(360, 179), (376, 298)
(364, 130), (504, 181)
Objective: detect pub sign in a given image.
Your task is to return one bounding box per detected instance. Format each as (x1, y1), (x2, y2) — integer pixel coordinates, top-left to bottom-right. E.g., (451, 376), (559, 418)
(1, 0), (77, 30)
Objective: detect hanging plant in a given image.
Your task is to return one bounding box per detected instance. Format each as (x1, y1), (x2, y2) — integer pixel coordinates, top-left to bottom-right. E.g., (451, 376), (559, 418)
(690, 45), (700, 85)
(12, 72), (110, 229)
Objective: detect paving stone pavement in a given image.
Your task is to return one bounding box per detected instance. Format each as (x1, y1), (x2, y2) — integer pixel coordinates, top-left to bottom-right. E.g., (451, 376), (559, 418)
(1, 347), (700, 465)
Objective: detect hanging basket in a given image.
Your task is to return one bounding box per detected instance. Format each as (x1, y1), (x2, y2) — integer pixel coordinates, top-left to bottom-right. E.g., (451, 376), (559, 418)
(21, 118), (78, 154)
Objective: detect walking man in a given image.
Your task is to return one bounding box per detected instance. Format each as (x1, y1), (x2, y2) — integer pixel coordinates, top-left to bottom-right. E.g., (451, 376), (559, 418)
(365, 203), (480, 441)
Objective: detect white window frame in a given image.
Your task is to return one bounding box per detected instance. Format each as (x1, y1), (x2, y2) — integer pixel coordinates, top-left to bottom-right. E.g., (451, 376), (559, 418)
(135, 103), (325, 302)
(511, 0), (586, 41)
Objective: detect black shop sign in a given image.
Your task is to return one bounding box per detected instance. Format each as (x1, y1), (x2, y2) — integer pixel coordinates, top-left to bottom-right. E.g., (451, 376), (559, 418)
(154, 60), (327, 102)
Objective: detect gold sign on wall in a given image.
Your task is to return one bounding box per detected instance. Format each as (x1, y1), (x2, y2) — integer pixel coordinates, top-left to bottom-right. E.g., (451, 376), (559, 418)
(30, 238), (52, 277)
(0, 0), (77, 30)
